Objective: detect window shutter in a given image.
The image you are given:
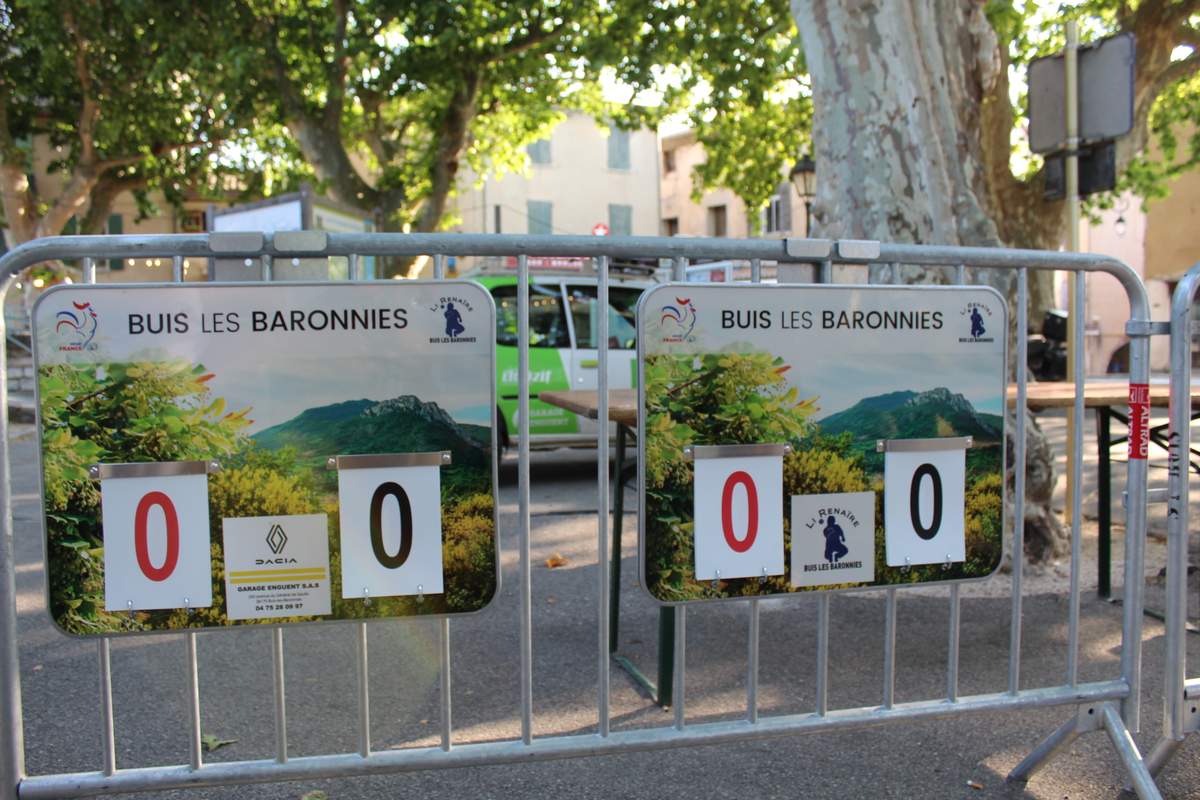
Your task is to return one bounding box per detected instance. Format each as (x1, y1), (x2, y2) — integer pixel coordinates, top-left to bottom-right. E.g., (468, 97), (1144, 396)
(607, 127), (630, 170)
(527, 200), (553, 235)
(608, 204), (632, 237)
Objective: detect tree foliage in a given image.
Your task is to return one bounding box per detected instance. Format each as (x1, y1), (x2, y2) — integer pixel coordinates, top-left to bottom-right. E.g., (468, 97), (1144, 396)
(0, 0), (267, 243)
(227, 0), (651, 251)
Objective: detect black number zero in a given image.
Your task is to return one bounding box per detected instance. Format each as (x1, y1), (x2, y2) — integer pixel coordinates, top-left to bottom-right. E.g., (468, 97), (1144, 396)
(369, 481), (414, 569)
(908, 463), (943, 541)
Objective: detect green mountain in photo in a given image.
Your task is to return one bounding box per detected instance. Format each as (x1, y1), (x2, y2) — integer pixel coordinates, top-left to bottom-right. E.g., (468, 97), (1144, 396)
(253, 395), (490, 494)
(818, 387), (1003, 467)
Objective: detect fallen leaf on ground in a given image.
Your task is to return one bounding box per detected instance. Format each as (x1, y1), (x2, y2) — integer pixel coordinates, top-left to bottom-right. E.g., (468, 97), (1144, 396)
(201, 734), (238, 753)
(545, 553), (569, 568)
(966, 780), (983, 790)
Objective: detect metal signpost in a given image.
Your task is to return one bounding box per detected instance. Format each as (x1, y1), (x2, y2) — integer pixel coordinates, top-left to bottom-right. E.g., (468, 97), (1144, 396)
(0, 232), (1165, 798)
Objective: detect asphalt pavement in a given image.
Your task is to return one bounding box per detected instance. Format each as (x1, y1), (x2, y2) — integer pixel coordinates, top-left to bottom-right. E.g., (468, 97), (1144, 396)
(7, 421), (1200, 799)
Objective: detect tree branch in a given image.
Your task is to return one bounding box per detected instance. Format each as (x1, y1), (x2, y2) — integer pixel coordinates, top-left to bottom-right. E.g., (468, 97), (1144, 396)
(324, 0), (350, 128)
(61, 8), (101, 167)
(1152, 53), (1200, 94)
(97, 137), (224, 171)
(264, 17), (387, 212)
(79, 171), (148, 234)
(486, 17), (568, 63)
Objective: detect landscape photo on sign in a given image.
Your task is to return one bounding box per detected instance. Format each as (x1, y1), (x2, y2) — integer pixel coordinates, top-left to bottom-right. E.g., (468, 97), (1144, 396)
(32, 282), (497, 635)
(639, 284), (1006, 603)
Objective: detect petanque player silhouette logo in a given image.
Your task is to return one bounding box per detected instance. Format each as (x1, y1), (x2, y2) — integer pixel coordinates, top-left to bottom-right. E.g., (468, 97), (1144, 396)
(444, 301), (465, 338)
(823, 515), (848, 563)
(969, 307), (985, 339)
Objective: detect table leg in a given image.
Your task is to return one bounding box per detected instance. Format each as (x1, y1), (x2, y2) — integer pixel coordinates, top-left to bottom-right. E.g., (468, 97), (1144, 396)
(1098, 407), (1112, 599)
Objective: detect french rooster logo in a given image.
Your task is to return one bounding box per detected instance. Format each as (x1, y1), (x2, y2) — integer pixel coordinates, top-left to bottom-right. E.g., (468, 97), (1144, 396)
(659, 296), (697, 341)
(55, 301), (98, 350)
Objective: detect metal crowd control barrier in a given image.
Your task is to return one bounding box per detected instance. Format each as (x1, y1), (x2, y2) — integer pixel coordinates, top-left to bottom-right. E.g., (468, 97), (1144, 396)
(1148, 261), (1200, 777)
(0, 233), (1159, 798)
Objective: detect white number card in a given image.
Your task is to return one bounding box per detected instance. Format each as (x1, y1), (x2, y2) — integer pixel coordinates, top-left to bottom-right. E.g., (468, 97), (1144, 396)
(882, 438), (969, 567)
(335, 452), (449, 600)
(690, 444), (786, 582)
(99, 462), (214, 612)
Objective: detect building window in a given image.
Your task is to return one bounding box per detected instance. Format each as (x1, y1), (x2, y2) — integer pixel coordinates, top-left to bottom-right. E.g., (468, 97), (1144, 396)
(527, 138), (551, 165)
(527, 200), (553, 235)
(608, 204), (632, 237)
(662, 217), (680, 237)
(763, 182), (792, 234)
(663, 149), (676, 173)
(179, 210), (206, 233)
(707, 205), (727, 237)
(493, 204), (502, 234)
(607, 126), (630, 170)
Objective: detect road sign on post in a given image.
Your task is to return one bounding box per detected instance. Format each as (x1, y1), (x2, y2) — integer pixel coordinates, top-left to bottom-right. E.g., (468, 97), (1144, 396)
(1028, 32), (1135, 155)
(637, 283), (1007, 603)
(32, 281), (499, 635)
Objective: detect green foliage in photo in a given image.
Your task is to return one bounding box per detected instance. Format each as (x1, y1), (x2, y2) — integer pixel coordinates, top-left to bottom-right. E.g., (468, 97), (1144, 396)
(40, 360), (250, 633)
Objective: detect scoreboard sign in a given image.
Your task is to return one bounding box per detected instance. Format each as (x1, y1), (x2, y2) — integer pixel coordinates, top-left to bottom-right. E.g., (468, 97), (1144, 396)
(638, 283), (1007, 603)
(33, 281), (498, 635)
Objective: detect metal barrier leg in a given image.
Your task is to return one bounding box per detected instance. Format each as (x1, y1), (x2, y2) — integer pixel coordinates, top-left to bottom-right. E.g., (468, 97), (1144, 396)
(1007, 704), (1097, 783)
(1101, 704), (1161, 800)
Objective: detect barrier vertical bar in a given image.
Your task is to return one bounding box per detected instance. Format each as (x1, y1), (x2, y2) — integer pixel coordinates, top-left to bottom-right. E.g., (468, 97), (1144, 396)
(816, 595), (830, 716)
(1164, 277), (1192, 742)
(356, 623), (370, 757)
(819, 259), (832, 284)
(746, 257), (762, 724)
(439, 618), (452, 752)
(271, 628), (288, 763)
(948, 584), (960, 702)
(517, 254), (533, 745)
(660, 256), (688, 710)
(882, 588), (897, 709)
(1067, 270), (1086, 687)
(1121, 269), (1152, 734)
(597, 256), (611, 738)
(1008, 269), (1029, 694)
(261, 254), (272, 283)
(956, 264), (966, 285)
(172, 256), (184, 283)
(185, 633), (202, 770)
(747, 600), (760, 723)
(82, 257), (96, 285)
(673, 607), (686, 729)
(433, 253), (445, 280)
(348, 253), (360, 282)
(98, 640), (116, 776)
(0, 273), (24, 800)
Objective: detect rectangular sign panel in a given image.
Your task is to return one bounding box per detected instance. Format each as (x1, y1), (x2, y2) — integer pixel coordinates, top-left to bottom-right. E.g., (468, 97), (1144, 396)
(638, 284), (1007, 603)
(33, 281), (498, 635)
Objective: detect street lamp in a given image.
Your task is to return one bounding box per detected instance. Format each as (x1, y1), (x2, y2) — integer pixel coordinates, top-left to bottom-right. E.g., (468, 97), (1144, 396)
(789, 155), (816, 237)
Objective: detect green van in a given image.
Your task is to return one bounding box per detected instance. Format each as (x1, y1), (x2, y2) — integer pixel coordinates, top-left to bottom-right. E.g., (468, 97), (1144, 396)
(474, 266), (656, 448)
